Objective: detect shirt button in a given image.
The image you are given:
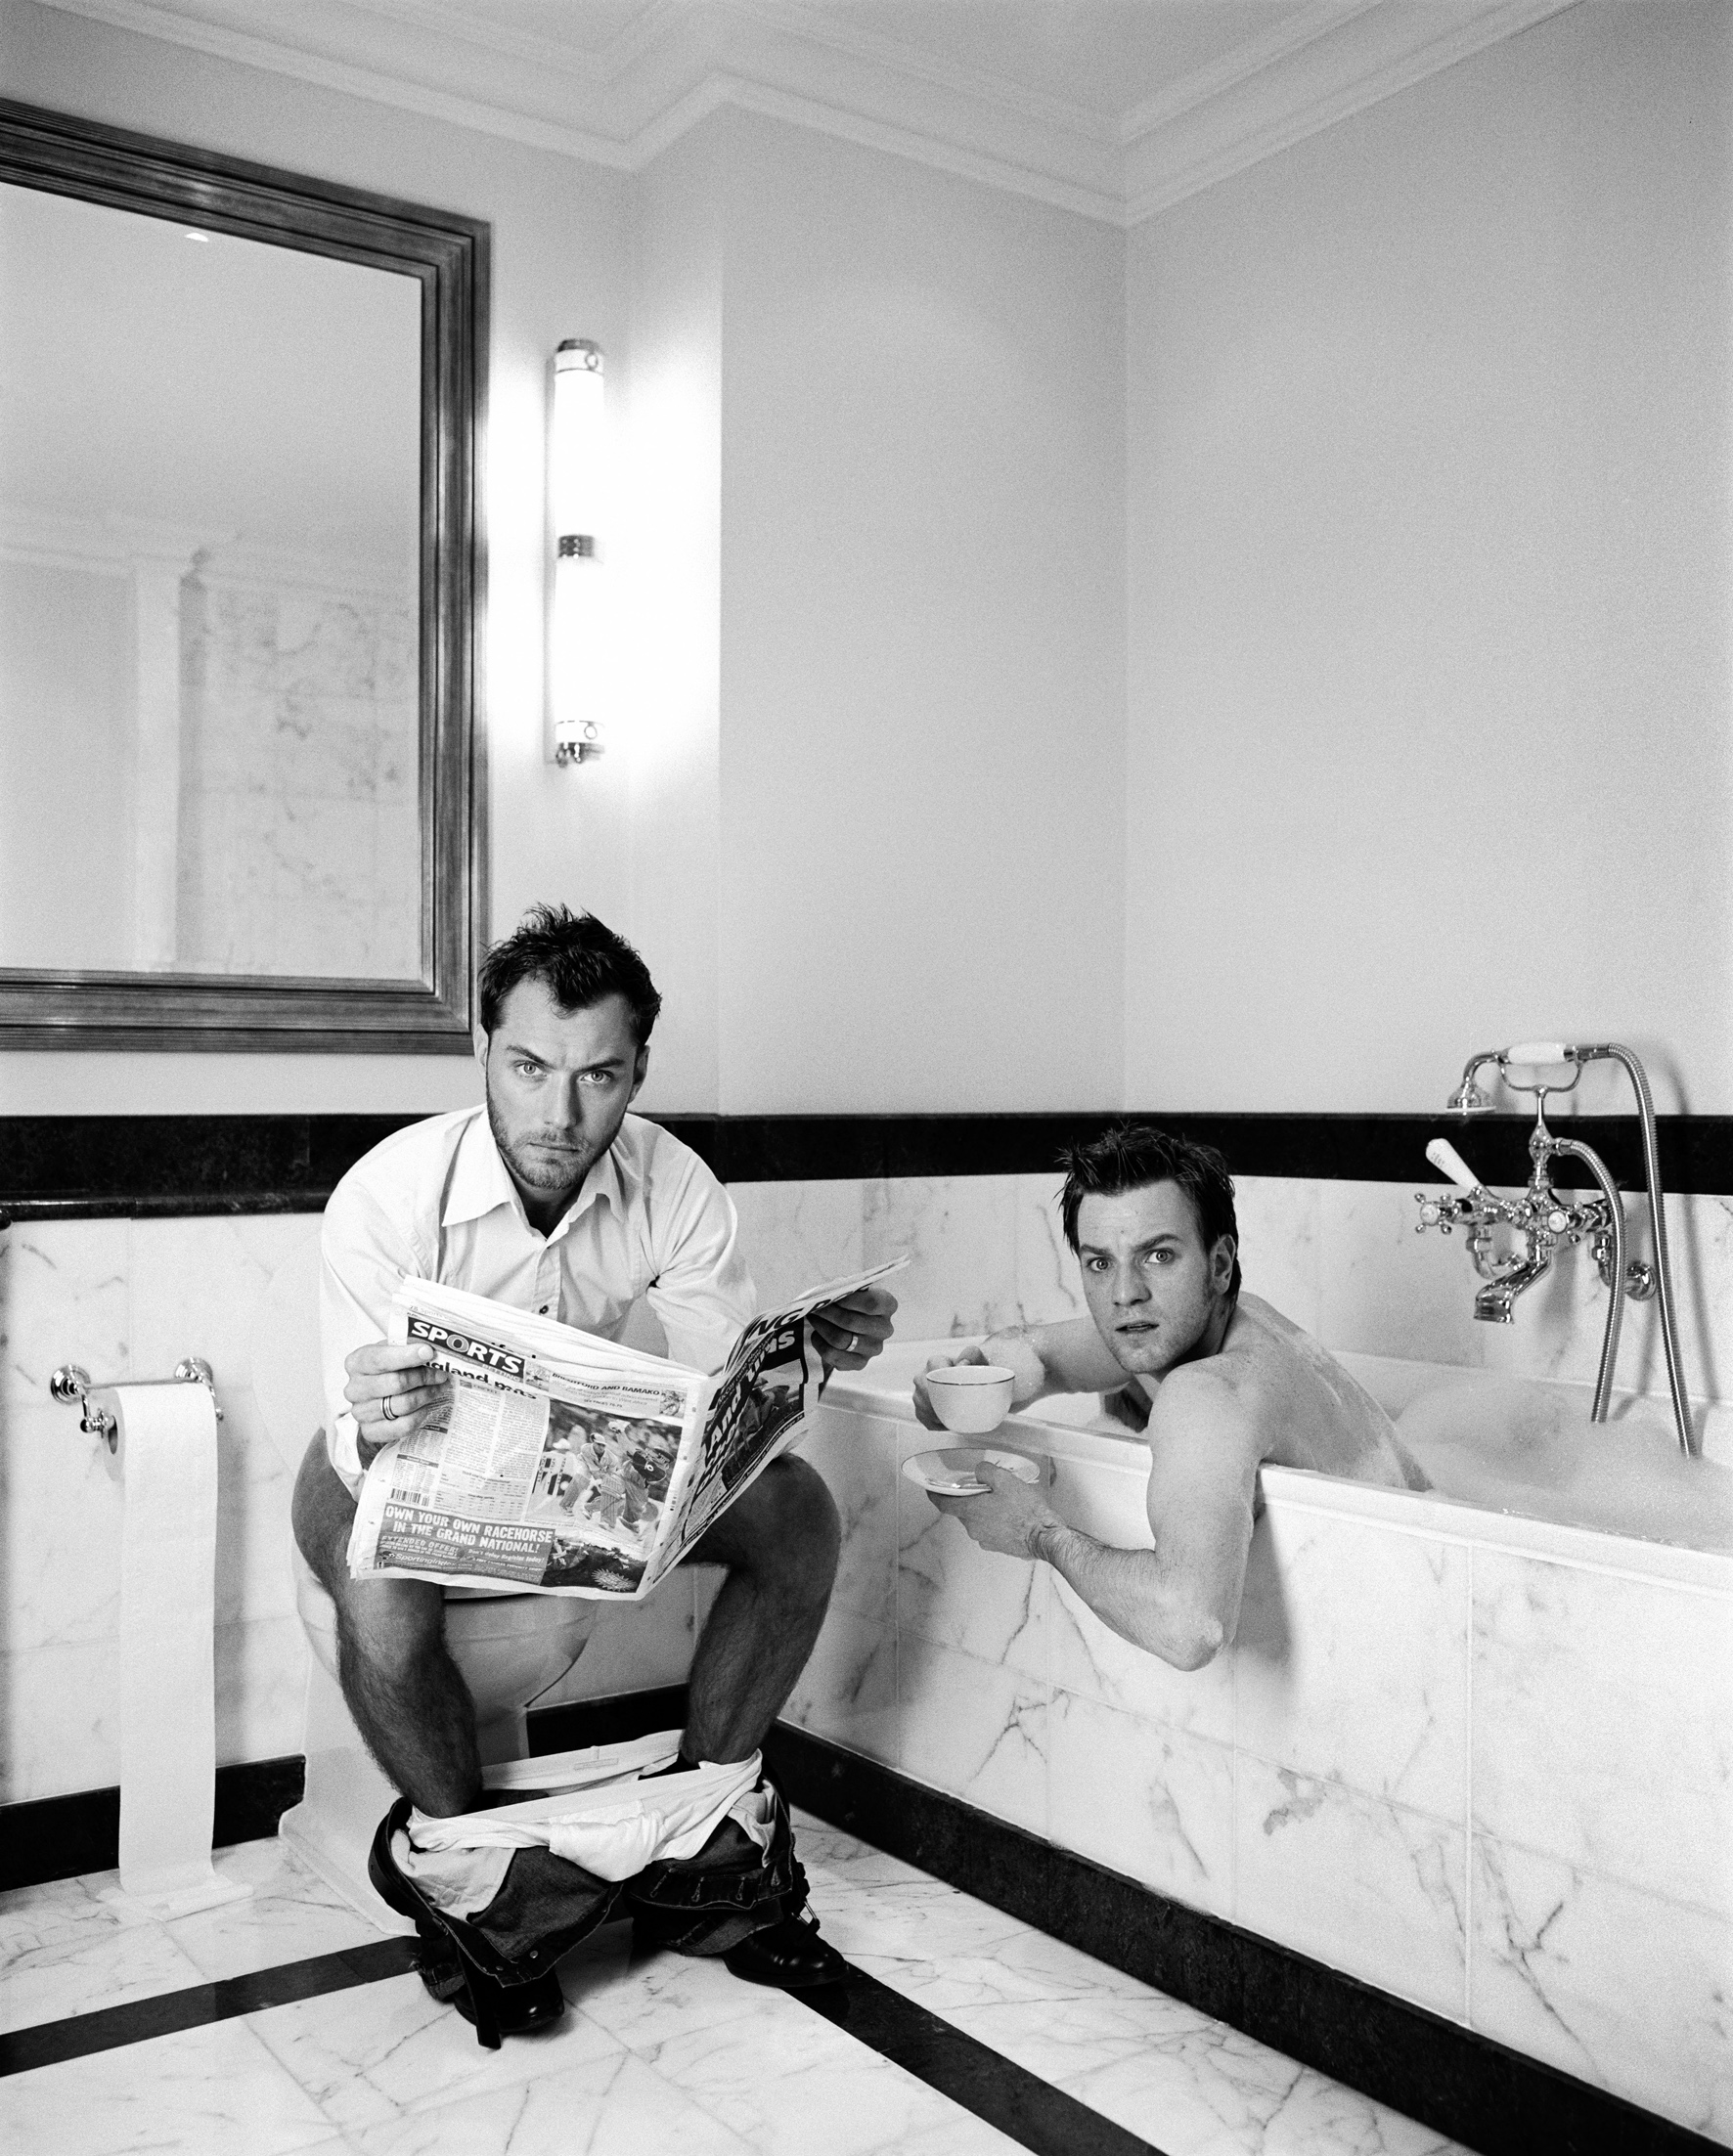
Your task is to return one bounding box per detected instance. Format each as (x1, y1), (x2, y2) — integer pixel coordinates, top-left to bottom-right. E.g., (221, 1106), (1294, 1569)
(539, 1304), (551, 1315)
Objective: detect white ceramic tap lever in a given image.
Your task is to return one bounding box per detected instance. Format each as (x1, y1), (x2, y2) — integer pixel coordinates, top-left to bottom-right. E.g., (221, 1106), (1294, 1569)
(1425, 1137), (1484, 1191)
(1502, 1040), (1573, 1065)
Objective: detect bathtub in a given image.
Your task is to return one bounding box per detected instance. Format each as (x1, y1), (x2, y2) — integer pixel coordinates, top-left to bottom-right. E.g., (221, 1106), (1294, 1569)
(791, 1341), (1733, 2144)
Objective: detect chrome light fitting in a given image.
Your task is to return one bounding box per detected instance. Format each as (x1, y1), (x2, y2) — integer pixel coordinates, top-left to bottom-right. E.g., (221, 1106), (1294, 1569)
(550, 337), (604, 768)
(1415, 1041), (1697, 1457)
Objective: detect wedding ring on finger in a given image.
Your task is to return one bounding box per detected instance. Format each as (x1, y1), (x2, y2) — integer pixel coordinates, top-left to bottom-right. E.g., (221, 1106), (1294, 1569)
(380, 1392), (398, 1423)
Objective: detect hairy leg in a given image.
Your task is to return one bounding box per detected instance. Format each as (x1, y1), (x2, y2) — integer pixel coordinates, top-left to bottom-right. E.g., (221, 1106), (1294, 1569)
(679, 1456), (840, 1765)
(291, 1436), (483, 1816)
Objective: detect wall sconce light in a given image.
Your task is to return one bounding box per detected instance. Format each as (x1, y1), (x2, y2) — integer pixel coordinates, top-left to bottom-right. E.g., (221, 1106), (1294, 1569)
(550, 336), (603, 767)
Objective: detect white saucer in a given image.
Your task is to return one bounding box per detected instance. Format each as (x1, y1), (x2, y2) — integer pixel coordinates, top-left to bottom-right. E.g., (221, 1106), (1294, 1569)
(902, 1447), (1042, 1496)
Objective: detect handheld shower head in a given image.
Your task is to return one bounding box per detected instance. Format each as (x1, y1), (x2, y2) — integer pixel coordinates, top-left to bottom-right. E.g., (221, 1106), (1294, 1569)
(1445, 1051), (1501, 1116)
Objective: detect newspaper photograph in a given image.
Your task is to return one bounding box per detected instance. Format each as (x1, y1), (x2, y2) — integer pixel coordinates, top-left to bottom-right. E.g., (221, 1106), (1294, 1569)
(346, 1256), (905, 1600)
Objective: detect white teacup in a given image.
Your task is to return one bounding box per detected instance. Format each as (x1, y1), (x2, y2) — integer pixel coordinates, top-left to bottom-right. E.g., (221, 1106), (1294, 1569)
(923, 1363), (1016, 1435)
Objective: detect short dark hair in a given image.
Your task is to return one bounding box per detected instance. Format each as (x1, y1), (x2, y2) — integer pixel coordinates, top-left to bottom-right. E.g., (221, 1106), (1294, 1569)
(1058, 1123), (1241, 1300)
(477, 905), (663, 1045)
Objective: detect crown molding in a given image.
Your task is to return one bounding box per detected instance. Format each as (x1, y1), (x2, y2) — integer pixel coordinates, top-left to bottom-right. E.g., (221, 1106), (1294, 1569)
(32, 0), (1581, 228)
(1123, 0), (1580, 224)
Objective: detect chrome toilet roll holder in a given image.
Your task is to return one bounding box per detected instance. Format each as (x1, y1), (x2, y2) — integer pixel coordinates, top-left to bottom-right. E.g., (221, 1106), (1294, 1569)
(50, 1360), (224, 1451)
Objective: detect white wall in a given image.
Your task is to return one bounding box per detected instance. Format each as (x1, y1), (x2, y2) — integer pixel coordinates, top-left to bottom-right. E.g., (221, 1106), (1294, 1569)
(1123, 0), (1733, 1116)
(714, 111), (1127, 1113)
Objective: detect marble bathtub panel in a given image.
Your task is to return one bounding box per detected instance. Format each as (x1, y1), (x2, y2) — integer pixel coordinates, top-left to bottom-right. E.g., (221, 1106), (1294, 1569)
(1234, 1755), (1468, 2023)
(897, 1454), (1047, 1681)
(537, 1571), (699, 1707)
(779, 1599), (899, 1768)
(898, 1635), (1047, 1836)
(795, 1406), (899, 1623)
(863, 1175), (1020, 1341)
(1316, 1180), (1487, 1371)
(1231, 1175), (1324, 1338)
(1, 1636), (123, 1804)
(1012, 1172), (1086, 1326)
(1472, 1550), (1733, 1916)
(1046, 1688), (1234, 1918)
(1234, 1507), (1468, 1823)
(1047, 1574), (1235, 1745)
(0, 1215), (132, 1416)
(1471, 1836), (1733, 2142)
(726, 1180), (866, 1314)
(1, 1397), (124, 1652)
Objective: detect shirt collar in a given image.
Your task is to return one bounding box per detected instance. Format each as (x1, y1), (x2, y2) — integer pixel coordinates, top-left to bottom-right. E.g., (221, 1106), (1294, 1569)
(441, 1105), (633, 1238)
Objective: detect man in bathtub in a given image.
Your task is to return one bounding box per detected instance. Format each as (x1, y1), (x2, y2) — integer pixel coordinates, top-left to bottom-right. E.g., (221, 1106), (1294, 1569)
(913, 1125), (1426, 1672)
(291, 904), (896, 2041)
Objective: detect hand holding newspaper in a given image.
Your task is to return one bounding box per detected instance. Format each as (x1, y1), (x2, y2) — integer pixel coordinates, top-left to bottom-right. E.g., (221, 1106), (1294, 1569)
(346, 1256), (907, 1600)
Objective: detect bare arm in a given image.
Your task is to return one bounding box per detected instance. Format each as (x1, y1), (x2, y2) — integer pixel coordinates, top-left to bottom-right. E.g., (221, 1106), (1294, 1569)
(914, 1314), (1129, 1429)
(933, 1366), (1260, 1670)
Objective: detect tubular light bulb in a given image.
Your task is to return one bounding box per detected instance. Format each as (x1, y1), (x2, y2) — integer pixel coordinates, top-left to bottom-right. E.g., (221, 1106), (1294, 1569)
(551, 339), (604, 765)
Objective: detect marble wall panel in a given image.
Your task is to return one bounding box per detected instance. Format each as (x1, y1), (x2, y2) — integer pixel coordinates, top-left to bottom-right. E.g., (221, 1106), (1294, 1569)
(1046, 1688), (1234, 1917)
(1472, 1551), (1733, 1916)
(3, 1399), (124, 1654)
(1011, 1172), (1085, 1326)
(1234, 1507), (1468, 1823)
(864, 1176), (1020, 1340)
(727, 1180), (866, 1313)
(1231, 1175), (1324, 1337)
(213, 1612), (309, 1769)
(781, 1600), (899, 1769)
(1471, 1836), (1733, 2141)
(0, 1217), (132, 1418)
(1316, 1180), (1488, 1371)
(1, 1636), (126, 1803)
(899, 1635), (1046, 1835)
(1233, 1755), (1467, 2022)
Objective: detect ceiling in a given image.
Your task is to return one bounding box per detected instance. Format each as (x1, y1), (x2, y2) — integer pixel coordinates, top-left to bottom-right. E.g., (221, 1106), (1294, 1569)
(36, 0), (1577, 222)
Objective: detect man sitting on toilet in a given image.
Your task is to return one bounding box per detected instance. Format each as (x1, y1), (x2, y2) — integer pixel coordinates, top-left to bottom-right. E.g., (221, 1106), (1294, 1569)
(292, 904), (895, 2038)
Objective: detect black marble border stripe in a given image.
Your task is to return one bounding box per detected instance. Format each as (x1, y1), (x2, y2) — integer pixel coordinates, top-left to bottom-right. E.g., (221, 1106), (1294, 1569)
(4, 1110), (1732, 1220)
(0, 1757), (307, 1894)
(800, 1964), (1168, 2156)
(764, 1726), (1723, 2156)
(0, 1938), (420, 2077)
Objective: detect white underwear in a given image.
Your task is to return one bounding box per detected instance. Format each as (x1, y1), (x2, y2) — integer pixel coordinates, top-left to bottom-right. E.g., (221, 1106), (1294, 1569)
(397, 1731), (774, 1919)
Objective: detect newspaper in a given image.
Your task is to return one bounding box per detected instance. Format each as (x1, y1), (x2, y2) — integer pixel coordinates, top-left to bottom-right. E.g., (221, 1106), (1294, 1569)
(345, 1256), (907, 1600)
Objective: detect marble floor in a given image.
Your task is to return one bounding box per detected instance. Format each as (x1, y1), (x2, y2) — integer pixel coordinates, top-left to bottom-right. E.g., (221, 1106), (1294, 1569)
(1, 1816), (1474, 2156)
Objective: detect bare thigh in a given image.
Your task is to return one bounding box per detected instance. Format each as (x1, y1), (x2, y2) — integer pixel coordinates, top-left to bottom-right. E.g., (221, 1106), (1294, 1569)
(291, 1432), (447, 1662)
(682, 1454), (839, 1591)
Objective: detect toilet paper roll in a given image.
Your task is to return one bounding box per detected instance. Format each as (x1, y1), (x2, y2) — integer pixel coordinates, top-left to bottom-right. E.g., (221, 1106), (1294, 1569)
(97, 1381), (249, 1918)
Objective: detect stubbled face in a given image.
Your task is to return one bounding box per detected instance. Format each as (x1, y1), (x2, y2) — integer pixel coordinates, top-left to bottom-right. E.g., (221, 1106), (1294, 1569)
(1076, 1181), (1236, 1379)
(478, 980), (645, 1215)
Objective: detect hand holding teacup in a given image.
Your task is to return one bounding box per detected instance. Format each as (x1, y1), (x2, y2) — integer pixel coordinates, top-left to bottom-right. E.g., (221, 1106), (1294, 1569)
(914, 1348), (1016, 1434)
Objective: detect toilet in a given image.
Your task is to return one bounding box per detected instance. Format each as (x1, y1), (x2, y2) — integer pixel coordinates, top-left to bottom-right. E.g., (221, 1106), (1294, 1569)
(249, 1232), (602, 1932)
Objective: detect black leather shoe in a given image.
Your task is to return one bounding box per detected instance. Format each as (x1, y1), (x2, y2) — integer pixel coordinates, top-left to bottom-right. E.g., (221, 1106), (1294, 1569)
(367, 1800), (567, 2048)
(722, 1912), (847, 1990)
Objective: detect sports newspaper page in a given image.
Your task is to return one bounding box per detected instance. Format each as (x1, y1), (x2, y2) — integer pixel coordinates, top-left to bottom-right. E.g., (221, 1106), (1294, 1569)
(345, 1258), (905, 1600)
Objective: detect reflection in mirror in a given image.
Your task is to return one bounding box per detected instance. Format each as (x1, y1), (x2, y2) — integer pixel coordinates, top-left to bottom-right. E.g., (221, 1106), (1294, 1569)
(0, 180), (422, 980)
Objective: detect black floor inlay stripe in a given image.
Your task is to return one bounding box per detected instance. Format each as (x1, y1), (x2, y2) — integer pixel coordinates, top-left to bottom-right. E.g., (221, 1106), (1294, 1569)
(0, 1938), (420, 2077)
(801, 1965), (1171, 2156)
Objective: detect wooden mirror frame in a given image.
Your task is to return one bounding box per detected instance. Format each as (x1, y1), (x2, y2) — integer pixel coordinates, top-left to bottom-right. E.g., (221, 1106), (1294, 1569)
(0, 98), (488, 1052)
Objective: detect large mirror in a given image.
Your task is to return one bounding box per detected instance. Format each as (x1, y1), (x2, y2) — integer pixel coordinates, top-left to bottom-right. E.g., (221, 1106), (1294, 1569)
(0, 99), (486, 1050)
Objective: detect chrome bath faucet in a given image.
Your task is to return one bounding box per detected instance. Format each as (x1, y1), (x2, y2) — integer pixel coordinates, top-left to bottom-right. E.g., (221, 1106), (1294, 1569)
(1414, 1041), (1697, 1457)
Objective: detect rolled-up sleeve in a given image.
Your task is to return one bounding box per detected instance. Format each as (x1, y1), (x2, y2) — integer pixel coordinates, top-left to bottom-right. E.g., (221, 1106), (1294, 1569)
(320, 1176), (425, 1494)
(643, 1149), (758, 1375)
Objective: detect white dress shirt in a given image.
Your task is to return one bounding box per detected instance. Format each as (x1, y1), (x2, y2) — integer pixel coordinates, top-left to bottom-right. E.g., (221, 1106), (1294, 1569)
(320, 1106), (757, 1492)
